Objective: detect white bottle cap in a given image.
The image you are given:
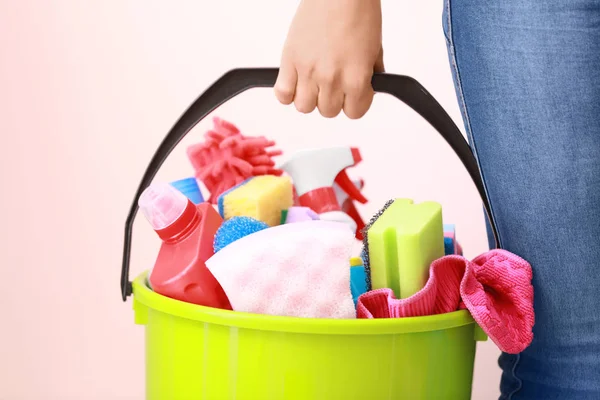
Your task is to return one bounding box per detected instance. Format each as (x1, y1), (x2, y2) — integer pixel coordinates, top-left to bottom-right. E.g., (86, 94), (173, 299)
(138, 182), (189, 230)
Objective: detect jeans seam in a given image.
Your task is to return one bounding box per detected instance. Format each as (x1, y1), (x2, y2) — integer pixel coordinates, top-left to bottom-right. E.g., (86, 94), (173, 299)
(508, 354), (523, 399)
(443, 1), (520, 394)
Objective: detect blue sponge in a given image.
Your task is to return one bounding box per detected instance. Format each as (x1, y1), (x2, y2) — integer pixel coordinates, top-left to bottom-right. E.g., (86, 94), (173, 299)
(213, 216), (269, 253)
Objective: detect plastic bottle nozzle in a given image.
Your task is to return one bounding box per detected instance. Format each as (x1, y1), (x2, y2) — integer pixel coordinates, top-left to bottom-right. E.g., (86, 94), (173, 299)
(139, 183), (189, 230)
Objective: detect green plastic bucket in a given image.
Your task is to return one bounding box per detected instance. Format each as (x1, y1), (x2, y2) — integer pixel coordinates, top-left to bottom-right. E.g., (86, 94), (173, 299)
(121, 69), (501, 399)
(133, 272), (486, 399)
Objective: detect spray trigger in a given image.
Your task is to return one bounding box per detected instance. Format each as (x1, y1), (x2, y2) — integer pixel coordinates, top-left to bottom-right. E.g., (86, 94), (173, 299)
(335, 170), (367, 204)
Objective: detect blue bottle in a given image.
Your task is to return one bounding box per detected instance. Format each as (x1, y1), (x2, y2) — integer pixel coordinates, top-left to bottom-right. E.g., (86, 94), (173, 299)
(170, 177), (204, 204)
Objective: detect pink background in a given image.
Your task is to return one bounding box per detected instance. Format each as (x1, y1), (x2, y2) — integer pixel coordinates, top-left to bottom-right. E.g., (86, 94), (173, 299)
(0, 1), (499, 398)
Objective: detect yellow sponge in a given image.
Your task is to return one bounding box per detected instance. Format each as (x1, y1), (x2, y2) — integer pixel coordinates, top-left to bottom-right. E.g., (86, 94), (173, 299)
(217, 175), (294, 226)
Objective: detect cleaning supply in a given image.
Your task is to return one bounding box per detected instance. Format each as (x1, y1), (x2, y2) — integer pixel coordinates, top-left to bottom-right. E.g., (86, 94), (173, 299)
(121, 68), (518, 400)
(333, 178), (366, 240)
(279, 147), (367, 235)
(139, 182), (231, 309)
(205, 220), (356, 318)
(349, 257), (368, 306)
(187, 117), (284, 203)
(350, 257), (363, 267)
(283, 206), (319, 223)
(444, 236), (455, 255)
(363, 199), (445, 299)
(357, 249), (535, 354)
(280, 209), (288, 224)
(359, 246), (368, 266)
(217, 175), (293, 226)
(213, 216), (269, 253)
(443, 224), (463, 255)
(170, 177), (204, 204)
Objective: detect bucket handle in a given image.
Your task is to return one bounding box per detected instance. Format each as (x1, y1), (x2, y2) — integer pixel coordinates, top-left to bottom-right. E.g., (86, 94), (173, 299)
(120, 68), (500, 301)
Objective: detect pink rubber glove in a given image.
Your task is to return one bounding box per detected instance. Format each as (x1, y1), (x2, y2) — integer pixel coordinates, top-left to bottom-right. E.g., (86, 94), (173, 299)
(275, 0), (384, 119)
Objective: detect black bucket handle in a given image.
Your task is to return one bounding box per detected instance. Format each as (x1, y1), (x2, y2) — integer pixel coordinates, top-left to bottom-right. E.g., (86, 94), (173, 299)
(120, 68), (500, 301)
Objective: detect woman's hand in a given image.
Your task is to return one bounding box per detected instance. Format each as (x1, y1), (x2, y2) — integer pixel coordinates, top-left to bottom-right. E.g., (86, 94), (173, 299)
(275, 0), (384, 119)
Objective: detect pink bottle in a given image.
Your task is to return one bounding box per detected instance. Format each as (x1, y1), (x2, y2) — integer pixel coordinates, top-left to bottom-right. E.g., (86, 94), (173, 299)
(139, 183), (232, 309)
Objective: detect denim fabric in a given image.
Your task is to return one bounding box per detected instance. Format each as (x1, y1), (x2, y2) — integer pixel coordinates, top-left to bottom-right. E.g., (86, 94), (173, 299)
(442, 1), (600, 399)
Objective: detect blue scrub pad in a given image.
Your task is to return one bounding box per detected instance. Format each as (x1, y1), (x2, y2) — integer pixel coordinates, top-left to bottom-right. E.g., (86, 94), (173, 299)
(213, 216), (269, 253)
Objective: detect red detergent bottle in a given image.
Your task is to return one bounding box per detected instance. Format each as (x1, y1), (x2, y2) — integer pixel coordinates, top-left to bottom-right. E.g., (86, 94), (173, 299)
(139, 183), (232, 309)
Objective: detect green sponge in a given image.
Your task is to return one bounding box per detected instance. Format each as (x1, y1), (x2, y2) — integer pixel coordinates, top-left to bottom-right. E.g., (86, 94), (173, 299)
(366, 199), (444, 299)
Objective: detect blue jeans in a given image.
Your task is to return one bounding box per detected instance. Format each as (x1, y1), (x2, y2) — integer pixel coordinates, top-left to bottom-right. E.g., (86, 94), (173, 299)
(442, 1), (600, 399)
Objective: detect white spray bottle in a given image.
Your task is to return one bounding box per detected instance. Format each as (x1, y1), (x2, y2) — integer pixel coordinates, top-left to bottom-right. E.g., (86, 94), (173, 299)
(279, 147), (367, 234)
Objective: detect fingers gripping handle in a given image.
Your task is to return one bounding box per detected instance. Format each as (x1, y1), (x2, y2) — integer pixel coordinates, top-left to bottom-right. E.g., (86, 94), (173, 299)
(120, 68), (500, 301)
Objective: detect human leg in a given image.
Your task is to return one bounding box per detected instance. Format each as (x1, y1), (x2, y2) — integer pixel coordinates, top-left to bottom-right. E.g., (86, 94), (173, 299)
(443, 1), (600, 398)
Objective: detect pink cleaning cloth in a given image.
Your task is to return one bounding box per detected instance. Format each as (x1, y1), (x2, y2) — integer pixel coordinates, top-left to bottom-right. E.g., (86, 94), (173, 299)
(357, 249), (534, 354)
(206, 220), (356, 319)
